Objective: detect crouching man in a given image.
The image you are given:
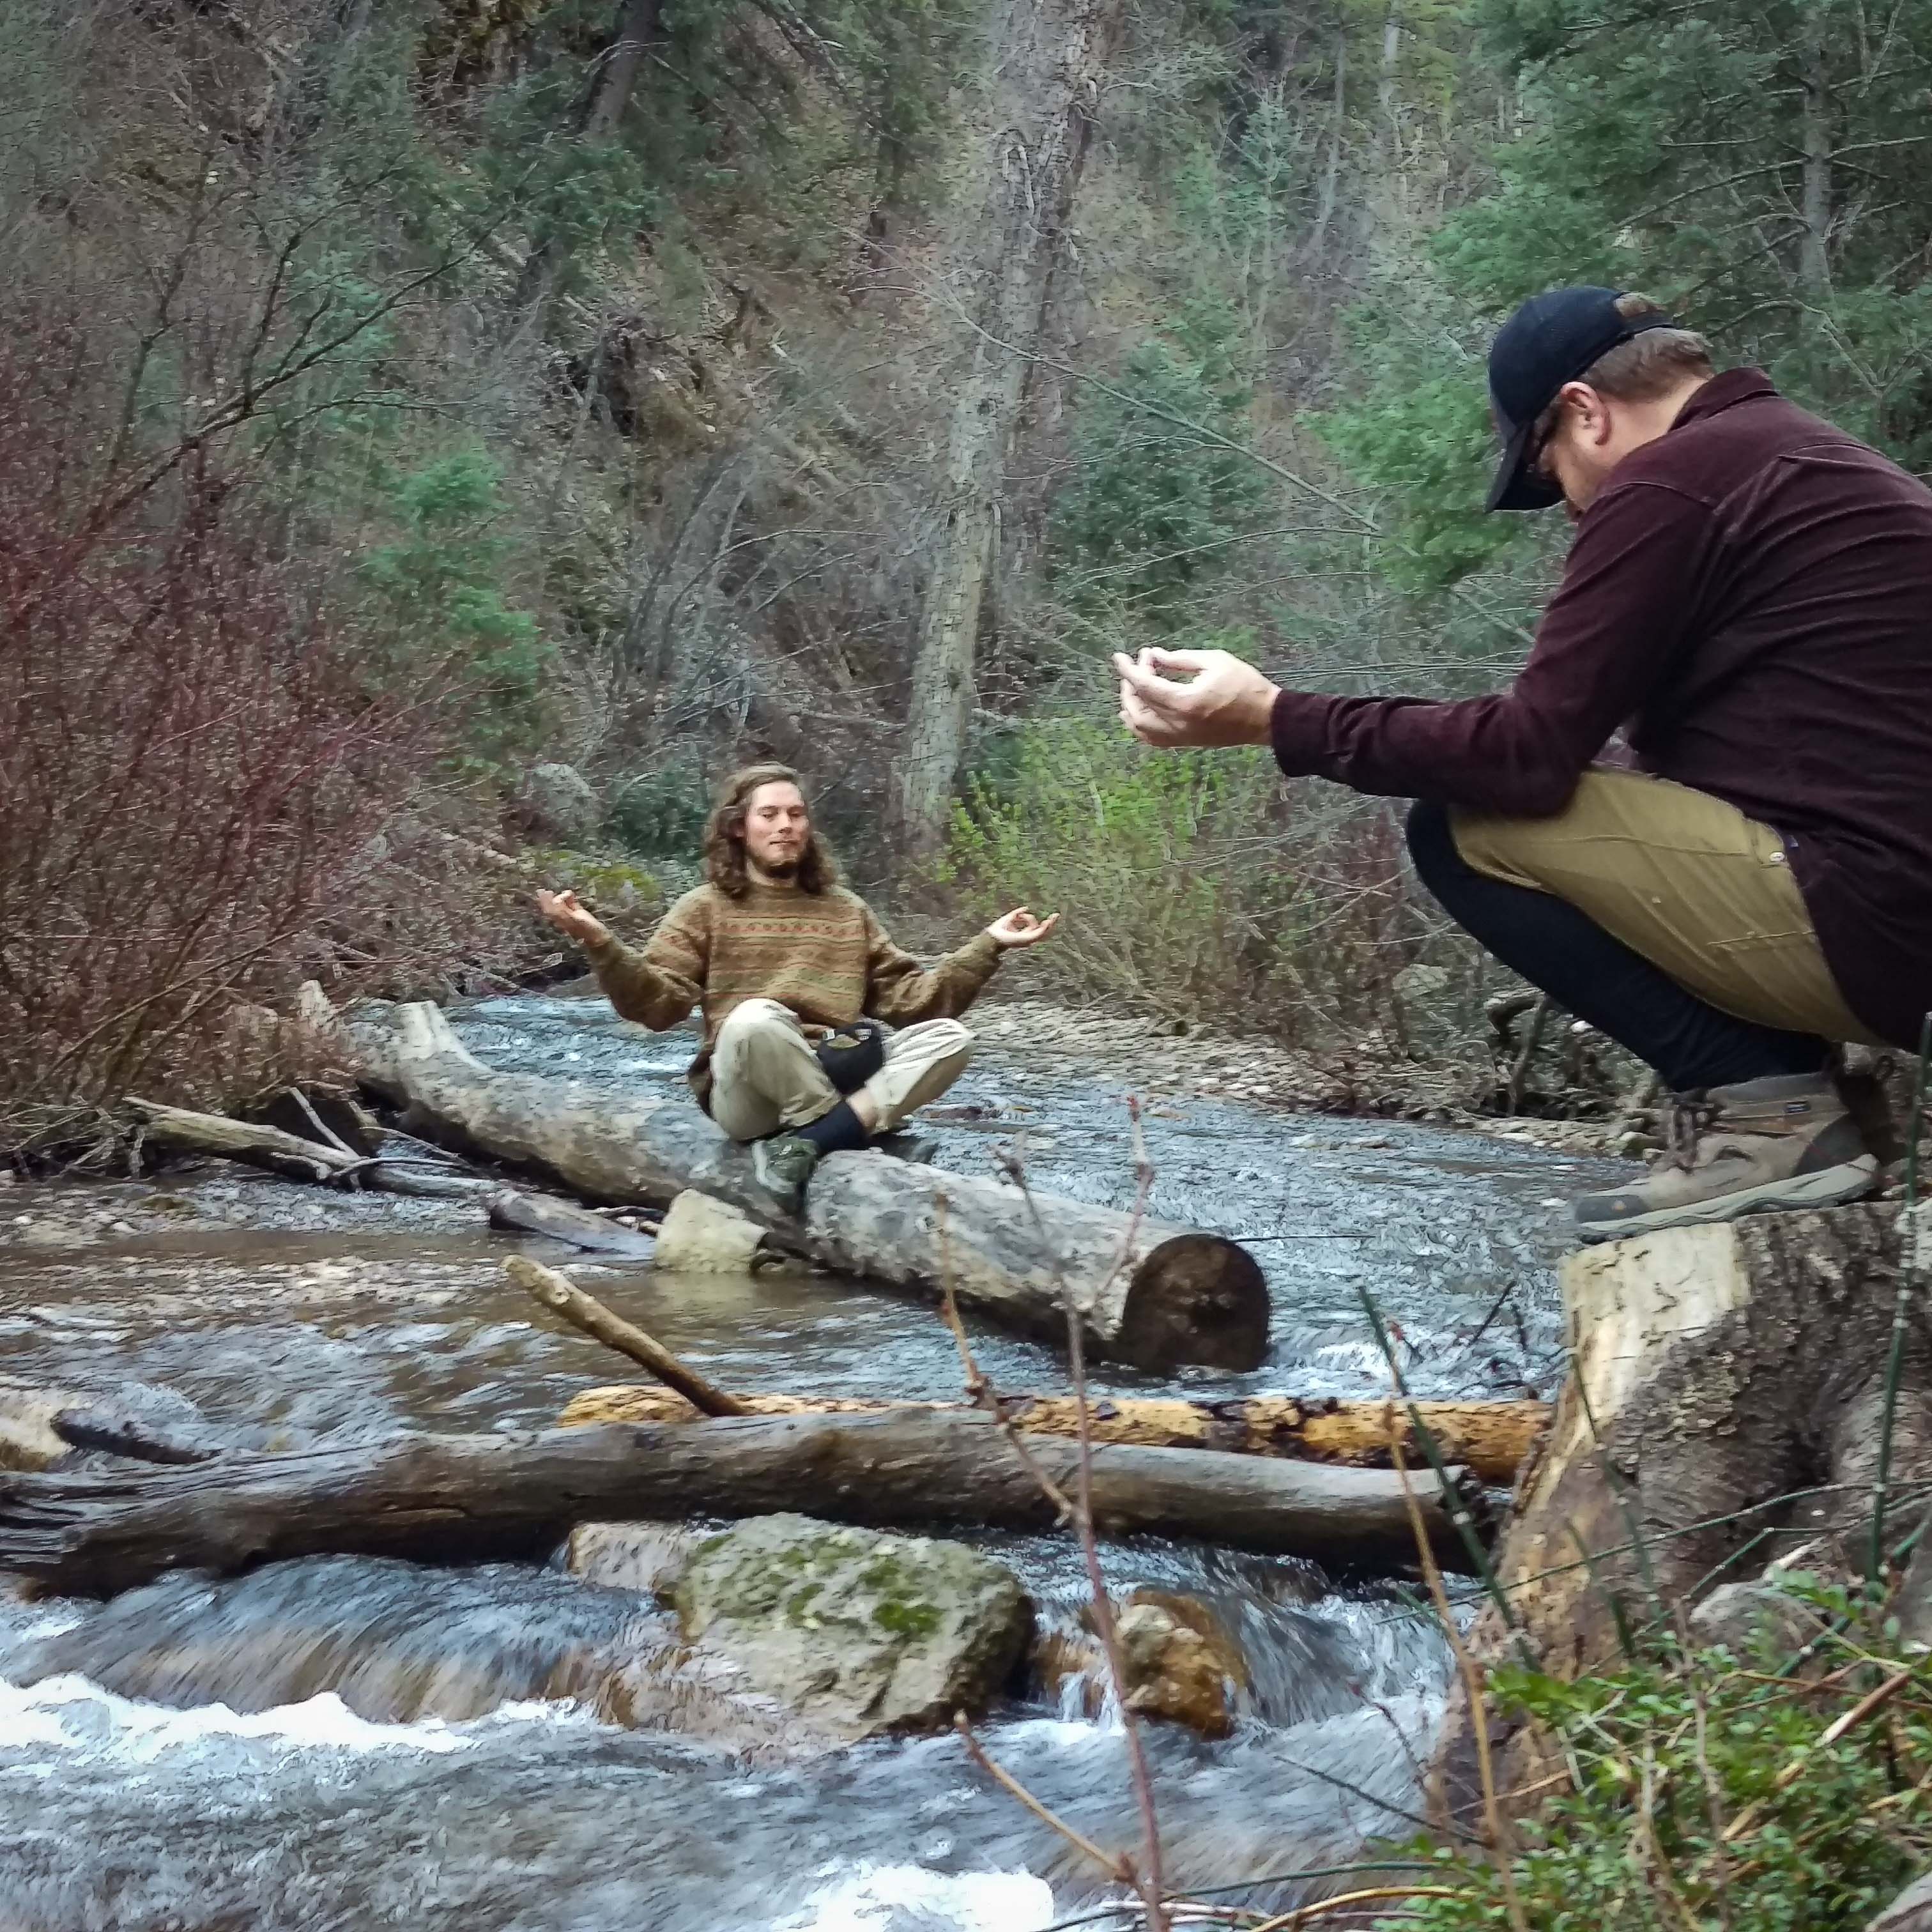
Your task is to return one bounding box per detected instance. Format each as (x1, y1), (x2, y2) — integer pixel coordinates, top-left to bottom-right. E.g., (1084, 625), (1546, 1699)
(1117, 287), (1932, 1243)
(535, 762), (1057, 1209)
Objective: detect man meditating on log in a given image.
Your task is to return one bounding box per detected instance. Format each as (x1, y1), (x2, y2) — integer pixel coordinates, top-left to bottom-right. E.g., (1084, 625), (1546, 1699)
(1114, 285), (1932, 1243)
(535, 763), (1057, 1211)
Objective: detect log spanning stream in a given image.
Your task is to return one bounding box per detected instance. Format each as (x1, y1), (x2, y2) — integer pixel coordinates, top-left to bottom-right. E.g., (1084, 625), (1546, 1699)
(0, 995), (1626, 1930)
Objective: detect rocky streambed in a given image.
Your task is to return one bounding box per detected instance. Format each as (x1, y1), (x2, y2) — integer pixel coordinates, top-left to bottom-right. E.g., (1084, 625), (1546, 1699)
(0, 995), (1629, 1929)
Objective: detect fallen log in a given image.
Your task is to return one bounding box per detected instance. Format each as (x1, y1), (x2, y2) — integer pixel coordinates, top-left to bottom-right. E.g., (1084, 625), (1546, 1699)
(558, 1383), (1549, 1485)
(319, 991), (1271, 1372)
(0, 1409), (1466, 1596)
(486, 1186), (659, 1257)
(127, 1097), (497, 1200)
(1433, 1204), (1932, 1821)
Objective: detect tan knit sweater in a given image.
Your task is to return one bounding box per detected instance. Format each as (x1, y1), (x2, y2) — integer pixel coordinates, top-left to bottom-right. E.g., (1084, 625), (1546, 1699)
(582, 879), (1001, 1107)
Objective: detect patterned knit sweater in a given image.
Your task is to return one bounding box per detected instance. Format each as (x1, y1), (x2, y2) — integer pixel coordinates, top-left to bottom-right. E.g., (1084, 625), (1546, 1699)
(582, 879), (1002, 1107)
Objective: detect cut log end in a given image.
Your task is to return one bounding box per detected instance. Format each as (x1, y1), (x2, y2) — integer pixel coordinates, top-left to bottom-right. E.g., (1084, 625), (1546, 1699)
(1118, 1234), (1271, 1372)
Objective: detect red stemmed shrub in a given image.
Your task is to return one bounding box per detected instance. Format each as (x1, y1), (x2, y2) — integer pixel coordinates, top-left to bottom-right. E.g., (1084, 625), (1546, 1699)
(0, 331), (484, 1160)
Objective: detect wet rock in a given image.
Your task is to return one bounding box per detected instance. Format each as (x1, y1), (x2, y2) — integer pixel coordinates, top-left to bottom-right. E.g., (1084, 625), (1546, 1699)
(1028, 1621), (1106, 1715)
(566, 1521), (696, 1597)
(0, 1379), (207, 1471)
(1116, 1590), (1246, 1738)
(671, 1514), (1031, 1741)
(1688, 1580), (1822, 1660)
(515, 762), (599, 841)
(8, 1218), (76, 1250)
(653, 1190), (765, 1273)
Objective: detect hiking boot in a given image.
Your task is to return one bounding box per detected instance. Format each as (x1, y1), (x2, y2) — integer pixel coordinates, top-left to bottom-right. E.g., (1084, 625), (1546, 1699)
(751, 1133), (821, 1214)
(1574, 1071), (1878, 1244)
(871, 1130), (939, 1166)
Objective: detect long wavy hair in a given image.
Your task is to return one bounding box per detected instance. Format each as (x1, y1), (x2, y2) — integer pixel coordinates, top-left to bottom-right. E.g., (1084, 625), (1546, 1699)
(703, 762), (838, 899)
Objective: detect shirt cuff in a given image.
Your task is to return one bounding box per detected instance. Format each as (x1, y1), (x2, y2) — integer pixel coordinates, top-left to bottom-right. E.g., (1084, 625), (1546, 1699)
(958, 931), (1003, 977)
(1269, 687), (1339, 778)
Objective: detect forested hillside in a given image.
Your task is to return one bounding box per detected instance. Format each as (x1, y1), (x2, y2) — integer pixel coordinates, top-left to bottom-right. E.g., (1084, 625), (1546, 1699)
(4, 0), (1928, 1153)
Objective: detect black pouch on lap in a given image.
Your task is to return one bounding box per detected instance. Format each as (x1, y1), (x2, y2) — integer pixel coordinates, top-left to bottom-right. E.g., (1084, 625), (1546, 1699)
(816, 1019), (886, 1094)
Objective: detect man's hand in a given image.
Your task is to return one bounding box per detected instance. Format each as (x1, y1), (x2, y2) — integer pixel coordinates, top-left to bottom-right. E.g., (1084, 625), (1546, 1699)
(986, 906), (1061, 951)
(534, 888), (612, 949)
(1113, 647), (1281, 749)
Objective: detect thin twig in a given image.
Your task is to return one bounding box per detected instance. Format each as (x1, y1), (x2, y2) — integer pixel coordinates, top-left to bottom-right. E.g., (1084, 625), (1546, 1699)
(952, 1715), (1133, 1883)
(1243, 1887), (1461, 1931)
(983, 1105), (1170, 1931)
(1388, 1430), (1531, 1932)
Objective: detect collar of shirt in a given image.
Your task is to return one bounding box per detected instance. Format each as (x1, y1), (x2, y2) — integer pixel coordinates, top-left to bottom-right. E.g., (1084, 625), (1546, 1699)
(1667, 366), (1779, 433)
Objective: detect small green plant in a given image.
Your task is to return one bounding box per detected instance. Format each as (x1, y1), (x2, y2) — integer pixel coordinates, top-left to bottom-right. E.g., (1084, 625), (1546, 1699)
(937, 704), (1429, 1042)
(360, 448), (544, 735)
(1050, 306), (1272, 622)
(1387, 1603), (1932, 1931)
(607, 761), (714, 860)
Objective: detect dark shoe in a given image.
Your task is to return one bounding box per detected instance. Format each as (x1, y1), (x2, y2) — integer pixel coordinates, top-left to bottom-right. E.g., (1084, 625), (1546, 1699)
(751, 1133), (821, 1214)
(1574, 1072), (1878, 1244)
(871, 1130), (939, 1165)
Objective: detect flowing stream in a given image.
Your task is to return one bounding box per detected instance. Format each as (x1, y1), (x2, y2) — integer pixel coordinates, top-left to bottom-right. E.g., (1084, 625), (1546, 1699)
(0, 996), (1623, 1929)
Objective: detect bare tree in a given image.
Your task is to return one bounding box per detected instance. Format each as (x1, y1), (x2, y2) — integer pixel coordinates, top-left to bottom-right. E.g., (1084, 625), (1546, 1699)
(894, 0), (1126, 857)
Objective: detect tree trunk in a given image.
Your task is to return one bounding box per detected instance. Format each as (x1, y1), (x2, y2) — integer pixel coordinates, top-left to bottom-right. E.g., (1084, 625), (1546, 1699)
(1433, 1206), (1932, 1825)
(893, 0), (1125, 855)
(1798, 15), (1834, 296)
(559, 1383), (1549, 1484)
(512, 0), (667, 323)
(0, 1410), (1467, 1597)
(324, 993), (1271, 1372)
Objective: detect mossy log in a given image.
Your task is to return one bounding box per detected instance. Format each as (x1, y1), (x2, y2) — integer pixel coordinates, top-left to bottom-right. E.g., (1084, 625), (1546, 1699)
(1434, 1205), (1932, 1825)
(558, 1384), (1549, 1485)
(0, 1409), (1468, 1597)
(317, 990), (1271, 1373)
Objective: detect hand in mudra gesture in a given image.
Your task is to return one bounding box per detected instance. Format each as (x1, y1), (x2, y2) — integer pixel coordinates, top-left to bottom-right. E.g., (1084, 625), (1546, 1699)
(1113, 647), (1280, 748)
(535, 888), (611, 949)
(985, 906), (1061, 950)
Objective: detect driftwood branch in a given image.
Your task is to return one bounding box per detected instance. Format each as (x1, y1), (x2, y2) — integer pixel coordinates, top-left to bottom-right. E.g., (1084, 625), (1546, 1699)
(125, 1096), (496, 1199)
(505, 1257), (749, 1416)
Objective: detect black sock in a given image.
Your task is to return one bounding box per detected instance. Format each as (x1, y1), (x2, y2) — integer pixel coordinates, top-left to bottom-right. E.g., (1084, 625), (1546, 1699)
(793, 1101), (872, 1155)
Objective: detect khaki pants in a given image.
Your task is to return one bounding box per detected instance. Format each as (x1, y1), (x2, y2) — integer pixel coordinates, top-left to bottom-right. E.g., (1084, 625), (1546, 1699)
(1451, 767), (1880, 1045)
(709, 999), (977, 1142)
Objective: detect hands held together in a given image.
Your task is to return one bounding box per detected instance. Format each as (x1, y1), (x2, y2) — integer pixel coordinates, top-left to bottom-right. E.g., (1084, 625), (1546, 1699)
(1112, 647), (1280, 749)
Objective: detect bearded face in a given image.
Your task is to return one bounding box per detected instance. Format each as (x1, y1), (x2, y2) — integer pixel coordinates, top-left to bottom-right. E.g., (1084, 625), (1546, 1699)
(738, 780), (811, 879)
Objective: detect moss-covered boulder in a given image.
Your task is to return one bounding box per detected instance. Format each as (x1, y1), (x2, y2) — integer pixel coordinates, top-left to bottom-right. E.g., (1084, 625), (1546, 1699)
(671, 1514), (1031, 1740)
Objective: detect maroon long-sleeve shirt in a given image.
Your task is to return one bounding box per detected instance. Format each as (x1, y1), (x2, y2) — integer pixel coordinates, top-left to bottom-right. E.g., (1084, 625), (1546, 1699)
(1271, 369), (1932, 1050)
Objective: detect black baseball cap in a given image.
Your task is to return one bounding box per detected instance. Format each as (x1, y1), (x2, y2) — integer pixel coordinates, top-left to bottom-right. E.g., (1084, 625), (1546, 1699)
(1485, 286), (1680, 511)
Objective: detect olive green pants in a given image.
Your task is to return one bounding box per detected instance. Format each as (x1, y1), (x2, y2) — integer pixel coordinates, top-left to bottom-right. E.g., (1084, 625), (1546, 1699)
(1451, 767), (1879, 1045)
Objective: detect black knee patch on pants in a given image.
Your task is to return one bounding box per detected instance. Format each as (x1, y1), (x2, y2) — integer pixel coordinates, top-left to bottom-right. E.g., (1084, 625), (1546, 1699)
(816, 1020), (886, 1094)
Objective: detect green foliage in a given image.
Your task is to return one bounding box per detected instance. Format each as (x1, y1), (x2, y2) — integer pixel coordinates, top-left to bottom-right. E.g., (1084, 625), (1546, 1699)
(1319, 0), (1932, 592)
(360, 449), (542, 720)
(938, 698), (1422, 1037)
(1318, 335), (1526, 592)
(607, 759), (714, 859)
(1050, 308), (1272, 621)
(1394, 1603), (1932, 1930)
